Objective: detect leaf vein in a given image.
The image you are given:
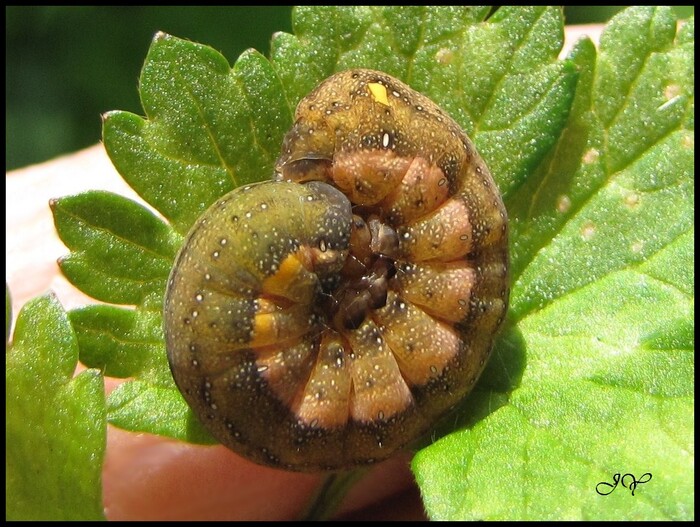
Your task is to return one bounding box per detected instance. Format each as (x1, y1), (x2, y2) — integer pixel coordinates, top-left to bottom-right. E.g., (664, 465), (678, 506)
(473, 7), (548, 135)
(171, 66), (239, 187)
(60, 210), (174, 263)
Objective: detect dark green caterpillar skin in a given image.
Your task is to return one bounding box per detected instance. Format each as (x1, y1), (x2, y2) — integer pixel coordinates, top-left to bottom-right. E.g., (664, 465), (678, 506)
(165, 69), (509, 472)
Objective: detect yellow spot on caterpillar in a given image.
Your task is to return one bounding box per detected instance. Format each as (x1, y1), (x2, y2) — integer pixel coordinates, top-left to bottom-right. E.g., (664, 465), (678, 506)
(250, 312), (278, 347)
(368, 82), (389, 106)
(261, 250), (316, 304)
(264, 253), (305, 291)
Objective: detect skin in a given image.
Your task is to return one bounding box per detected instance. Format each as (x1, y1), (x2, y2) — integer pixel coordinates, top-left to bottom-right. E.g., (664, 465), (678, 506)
(102, 423), (422, 520)
(5, 25), (602, 520)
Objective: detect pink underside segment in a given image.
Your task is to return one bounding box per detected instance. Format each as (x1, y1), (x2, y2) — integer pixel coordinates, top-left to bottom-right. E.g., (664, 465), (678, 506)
(399, 197), (473, 262)
(331, 150), (411, 206)
(343, 320), (414, 423)
(292, 332), (351, 428)
(381, 156), (450, 223)
(394, 262), (476, 323)
(372, 291), (462, 385)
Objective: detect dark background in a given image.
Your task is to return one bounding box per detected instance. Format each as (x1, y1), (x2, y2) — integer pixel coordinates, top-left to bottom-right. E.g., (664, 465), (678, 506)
(5, 6), (694, 171)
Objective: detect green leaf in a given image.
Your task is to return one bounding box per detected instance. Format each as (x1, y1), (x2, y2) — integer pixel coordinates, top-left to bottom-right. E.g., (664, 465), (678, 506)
(68, 304), (215, 444)
(413, 6), (693, 521)
(51, 191), (181, 308)
(6, 294), (106, 520)
(69, 305), (169, 384)
(107, 380), (215, 445)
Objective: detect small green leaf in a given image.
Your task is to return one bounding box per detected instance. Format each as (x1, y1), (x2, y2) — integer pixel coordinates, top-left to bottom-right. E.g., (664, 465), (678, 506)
(69, 305), (169, 385)
(511, 6), (693, 319)
(51, 191), (180, 308)
(107, 380), (215, 445)
(6, 294), (106, 520)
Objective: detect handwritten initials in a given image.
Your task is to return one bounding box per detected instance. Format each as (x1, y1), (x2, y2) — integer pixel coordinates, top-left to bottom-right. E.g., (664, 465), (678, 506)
(596, 472), (652, 496)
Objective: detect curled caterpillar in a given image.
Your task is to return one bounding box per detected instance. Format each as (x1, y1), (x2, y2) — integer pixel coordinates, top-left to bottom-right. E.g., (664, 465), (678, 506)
(164, 69), (509, 471)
